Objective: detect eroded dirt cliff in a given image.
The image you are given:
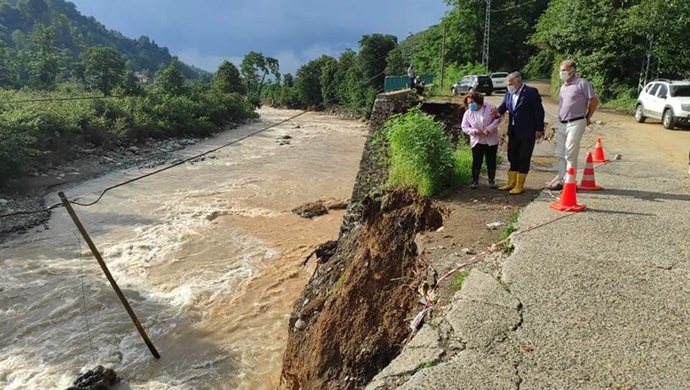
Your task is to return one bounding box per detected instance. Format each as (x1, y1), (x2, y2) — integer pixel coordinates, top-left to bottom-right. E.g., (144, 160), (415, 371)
(280, 189), (442, 390)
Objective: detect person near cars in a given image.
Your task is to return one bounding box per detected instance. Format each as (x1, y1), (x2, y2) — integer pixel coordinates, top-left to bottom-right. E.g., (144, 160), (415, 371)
(548, 59), (599, 191)
(408, 64), (416, 89)
(491, 72), (545, 195)
(461, 91), (501, 189)
(414, 76), (425, 95)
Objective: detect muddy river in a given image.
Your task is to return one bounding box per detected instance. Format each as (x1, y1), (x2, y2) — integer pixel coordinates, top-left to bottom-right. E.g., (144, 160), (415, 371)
(0, 107), (367, 389)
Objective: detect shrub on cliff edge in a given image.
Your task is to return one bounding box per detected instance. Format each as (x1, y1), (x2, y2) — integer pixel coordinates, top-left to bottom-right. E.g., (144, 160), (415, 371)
(384, 107), (460, 196)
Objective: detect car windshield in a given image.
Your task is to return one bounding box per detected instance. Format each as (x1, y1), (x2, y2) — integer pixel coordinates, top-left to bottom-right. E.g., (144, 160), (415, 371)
(492, 73), (508, 77)
(478, 76), (491, 81)
(670, 85), (690, 97)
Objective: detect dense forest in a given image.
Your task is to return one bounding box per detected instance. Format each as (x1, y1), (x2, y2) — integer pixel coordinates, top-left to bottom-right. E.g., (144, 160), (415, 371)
(0, 0), (205, 83)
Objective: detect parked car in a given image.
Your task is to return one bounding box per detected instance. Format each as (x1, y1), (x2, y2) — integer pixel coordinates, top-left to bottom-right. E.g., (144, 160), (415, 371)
(452, 75), (493, 96)
(635, 79), (690, 129)
(490, 72), (509, 92)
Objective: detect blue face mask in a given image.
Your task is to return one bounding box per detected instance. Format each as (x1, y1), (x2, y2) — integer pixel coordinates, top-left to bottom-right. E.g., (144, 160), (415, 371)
(469, 103), (478, 111)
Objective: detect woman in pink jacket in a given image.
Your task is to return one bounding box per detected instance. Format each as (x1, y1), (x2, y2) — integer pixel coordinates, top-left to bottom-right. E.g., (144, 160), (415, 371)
(461, 91), (501, 189)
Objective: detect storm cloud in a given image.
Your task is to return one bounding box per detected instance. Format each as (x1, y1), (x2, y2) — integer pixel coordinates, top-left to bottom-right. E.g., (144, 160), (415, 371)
(70, 0), (449, 73)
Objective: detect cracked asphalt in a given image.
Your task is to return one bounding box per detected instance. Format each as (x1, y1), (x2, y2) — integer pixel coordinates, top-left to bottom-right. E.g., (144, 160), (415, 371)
(367, 103), (690, 389)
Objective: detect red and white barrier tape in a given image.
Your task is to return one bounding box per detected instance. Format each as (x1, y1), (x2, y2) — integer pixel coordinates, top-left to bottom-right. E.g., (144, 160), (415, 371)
(403, 201), (584, 347)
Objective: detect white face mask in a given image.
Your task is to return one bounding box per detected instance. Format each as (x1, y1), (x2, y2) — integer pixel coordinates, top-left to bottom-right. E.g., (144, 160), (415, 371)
(507, 85), (516, 94)
(559, 70), (571, 81)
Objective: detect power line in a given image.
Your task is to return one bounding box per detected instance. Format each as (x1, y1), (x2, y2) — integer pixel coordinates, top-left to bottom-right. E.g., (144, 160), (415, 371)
(69, 109), (309, 207)
(2, 94), (127, 104)
(490, 0), (538, 13)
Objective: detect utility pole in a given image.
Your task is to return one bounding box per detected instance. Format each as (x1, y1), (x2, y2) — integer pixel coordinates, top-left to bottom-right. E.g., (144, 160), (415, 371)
(441, 24), (446, 90)
(638, 35), (657, 91)
(481, 0), (492, 71)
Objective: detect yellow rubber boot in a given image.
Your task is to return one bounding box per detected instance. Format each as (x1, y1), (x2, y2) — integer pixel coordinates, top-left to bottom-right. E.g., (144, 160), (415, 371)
(498, 171), (517, 191)
(509, 173), (527, 195)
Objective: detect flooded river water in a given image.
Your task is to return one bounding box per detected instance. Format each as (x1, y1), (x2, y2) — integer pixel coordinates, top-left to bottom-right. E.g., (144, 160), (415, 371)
(0, 107), (367, 389)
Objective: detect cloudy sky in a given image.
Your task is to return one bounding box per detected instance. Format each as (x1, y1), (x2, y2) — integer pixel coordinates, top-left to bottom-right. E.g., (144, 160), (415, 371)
(69, 0), (449, 74)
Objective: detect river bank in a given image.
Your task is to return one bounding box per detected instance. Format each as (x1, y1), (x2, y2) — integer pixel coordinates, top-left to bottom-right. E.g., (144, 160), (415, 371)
(0, 134), (220, 242)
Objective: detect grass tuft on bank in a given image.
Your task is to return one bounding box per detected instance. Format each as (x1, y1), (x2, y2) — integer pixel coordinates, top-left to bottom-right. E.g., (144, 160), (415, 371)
(384, 107), (472, 196)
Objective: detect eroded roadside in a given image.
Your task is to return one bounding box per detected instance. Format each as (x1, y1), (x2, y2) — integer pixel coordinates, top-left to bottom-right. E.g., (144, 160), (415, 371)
(366, 91), (690, 389)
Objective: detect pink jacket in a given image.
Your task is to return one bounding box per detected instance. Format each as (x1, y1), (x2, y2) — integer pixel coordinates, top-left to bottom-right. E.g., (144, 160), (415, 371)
(461, 102), (501, 148)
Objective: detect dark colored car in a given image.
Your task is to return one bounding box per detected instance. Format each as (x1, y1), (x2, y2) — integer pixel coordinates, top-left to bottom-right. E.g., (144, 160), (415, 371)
(452, 75), (494, 96)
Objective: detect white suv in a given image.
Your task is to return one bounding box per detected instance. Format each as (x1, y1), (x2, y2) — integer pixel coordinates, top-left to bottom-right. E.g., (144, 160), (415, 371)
(635, 79), (690, 129)
(490, 72), (508, 92)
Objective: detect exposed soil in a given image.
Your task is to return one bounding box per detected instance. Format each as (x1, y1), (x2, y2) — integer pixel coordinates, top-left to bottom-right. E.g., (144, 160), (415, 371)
(280, 189), (443, 390)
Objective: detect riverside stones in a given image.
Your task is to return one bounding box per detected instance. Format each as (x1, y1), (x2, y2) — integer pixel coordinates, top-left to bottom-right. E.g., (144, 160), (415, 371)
(65, 366), (119, 390)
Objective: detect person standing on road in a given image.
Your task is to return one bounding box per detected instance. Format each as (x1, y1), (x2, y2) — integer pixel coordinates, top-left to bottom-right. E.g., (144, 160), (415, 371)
(408, 64), (416, 89)
(491, 72), (545, 195)
(461, 91), (501, 189)
(548, 59), (599, 191)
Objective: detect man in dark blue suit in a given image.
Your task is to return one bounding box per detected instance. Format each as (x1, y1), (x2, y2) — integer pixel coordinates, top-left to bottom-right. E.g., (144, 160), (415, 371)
(491, 72), (545, 195)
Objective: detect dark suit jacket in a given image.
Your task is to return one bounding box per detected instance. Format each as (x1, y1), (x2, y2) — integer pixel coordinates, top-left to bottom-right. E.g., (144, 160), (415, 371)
(496, 84), (545, 139)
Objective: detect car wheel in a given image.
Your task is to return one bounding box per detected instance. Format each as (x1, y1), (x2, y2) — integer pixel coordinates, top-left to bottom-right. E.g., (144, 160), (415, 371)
(486, 90), (492, 96)
(662, 108), (676, 129)
(634, 104), (646, 123)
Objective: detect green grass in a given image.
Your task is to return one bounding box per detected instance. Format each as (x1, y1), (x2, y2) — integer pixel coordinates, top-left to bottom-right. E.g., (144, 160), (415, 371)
(496, 209), (521, 252)
(601, 95), (637, 115)
(452, 270), (471, 291)
(452, 142), (473, 186)
(411, 361), (437, 375)
(385, 108), (460, 196)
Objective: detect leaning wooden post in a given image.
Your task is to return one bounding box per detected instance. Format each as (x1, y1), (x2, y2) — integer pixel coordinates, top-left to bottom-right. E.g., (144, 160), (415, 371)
(58, 192), (161, 359)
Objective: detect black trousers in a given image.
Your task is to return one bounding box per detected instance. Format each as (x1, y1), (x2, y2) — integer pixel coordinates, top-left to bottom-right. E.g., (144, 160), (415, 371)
(507, 137), (536, 174)
(471, 144), (498, 181)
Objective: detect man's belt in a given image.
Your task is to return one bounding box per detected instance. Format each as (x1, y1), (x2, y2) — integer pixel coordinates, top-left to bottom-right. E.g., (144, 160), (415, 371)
(560, 116), (585, 124)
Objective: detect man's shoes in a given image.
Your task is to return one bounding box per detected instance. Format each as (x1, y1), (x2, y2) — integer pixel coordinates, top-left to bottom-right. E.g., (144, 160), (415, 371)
(470, 181), (479, 189)
(547, 182), (564, 191)
(488, 179), (497, 189)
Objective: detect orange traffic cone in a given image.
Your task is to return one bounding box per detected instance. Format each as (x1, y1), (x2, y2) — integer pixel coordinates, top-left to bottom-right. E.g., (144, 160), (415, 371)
(577, 152), (603, 191)
(592, 138), (610, 163)
(550, 167), (586, 212)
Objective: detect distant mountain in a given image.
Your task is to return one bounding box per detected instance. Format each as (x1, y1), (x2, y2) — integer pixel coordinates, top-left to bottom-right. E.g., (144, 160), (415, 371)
(0, 0), (206, 80)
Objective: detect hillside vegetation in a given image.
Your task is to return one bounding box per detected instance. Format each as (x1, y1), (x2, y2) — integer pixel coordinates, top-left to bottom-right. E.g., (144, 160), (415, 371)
(0, 0), (257, 183)
(0, 0), (204, 83)
(266, 0), (690, 114)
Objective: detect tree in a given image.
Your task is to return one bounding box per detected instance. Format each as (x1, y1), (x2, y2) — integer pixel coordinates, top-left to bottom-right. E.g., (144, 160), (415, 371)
(358, 34), (397, 91)
(240, 51), (280, 97)
(295, 57), (328, 107)
(82, 46), (125, 95)
(334, 49), (358, 106)
(627, 0), (690, 79)
(529, 0), (688, 98)
(0, 40), (19, 87)
(214, 60), (245, 94)
(27, 23), (59, 89)
(283, 73), (294, 88)
(319, 56), (338, 105)
(156, 58), (186, 96)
